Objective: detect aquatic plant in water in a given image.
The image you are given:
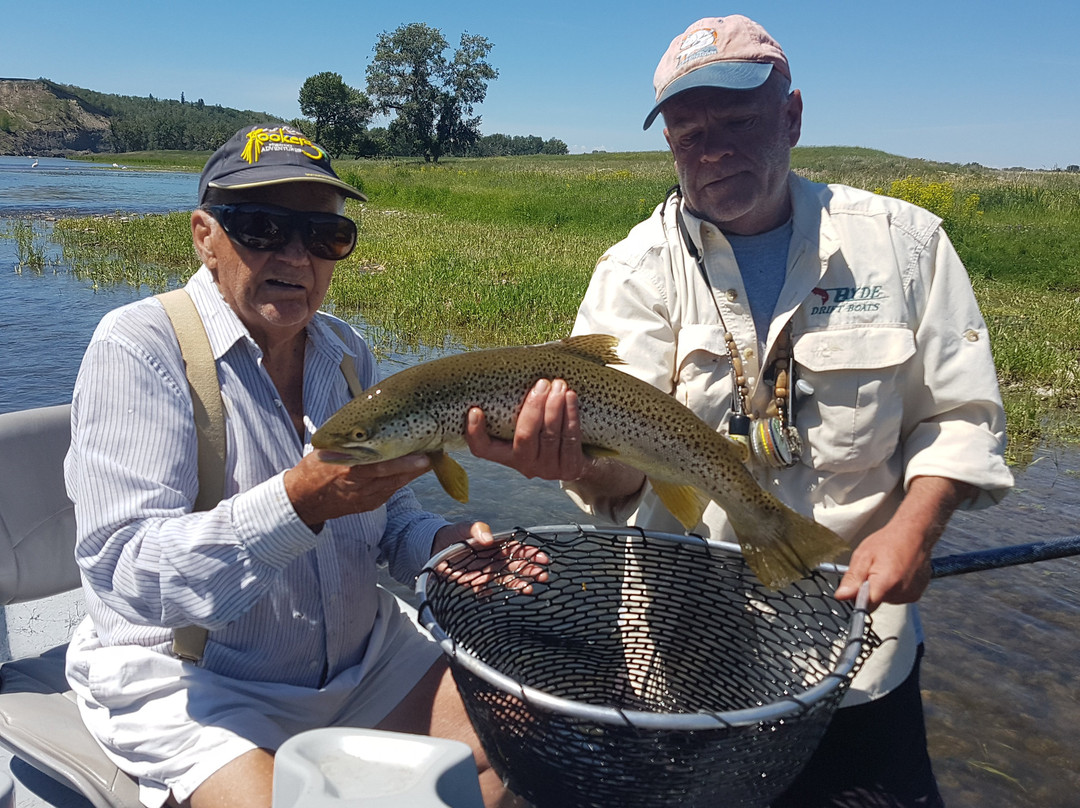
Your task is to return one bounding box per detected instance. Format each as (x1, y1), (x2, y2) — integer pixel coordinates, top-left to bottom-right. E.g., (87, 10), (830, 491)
(5, 219), (49, 273)
(51, 212), (195, 292)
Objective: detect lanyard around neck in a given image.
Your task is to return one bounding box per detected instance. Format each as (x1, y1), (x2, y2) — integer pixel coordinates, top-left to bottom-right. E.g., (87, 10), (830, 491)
(668, 191), (801, 468)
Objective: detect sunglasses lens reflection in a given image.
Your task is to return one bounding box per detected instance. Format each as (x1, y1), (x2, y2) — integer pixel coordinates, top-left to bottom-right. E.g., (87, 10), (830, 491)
(210, 205), (356, 260)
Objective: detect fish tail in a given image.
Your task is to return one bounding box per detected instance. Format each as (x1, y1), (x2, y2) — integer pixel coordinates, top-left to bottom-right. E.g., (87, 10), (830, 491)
(728, 506), (848, 590)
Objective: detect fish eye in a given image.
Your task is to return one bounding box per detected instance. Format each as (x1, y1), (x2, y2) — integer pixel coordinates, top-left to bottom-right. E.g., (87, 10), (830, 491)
(352, 428), (367, 441)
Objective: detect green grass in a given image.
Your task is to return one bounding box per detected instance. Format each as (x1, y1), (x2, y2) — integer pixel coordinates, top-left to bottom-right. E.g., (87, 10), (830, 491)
(50, 212), (196, 291)
(2, 219), (50, 272)
(5, 146), (1080, 460)
(328, 153), (674, 349)
(71, 150), (209, 171)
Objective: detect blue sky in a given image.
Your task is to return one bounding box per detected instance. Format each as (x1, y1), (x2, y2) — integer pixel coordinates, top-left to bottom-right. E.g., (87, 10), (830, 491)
(5, 1), (1078, 169)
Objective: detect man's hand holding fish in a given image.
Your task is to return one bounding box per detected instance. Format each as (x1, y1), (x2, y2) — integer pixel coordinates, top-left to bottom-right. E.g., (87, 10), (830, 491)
(294, 448), (550, 596)
(464, 378), (648, 527)
(287, 450), (433, 529)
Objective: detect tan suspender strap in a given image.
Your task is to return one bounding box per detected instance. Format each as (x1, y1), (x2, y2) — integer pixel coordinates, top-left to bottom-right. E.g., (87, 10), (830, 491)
(157, 288), (225, 663)
(158, 289), (227, 513)
(154, 301), (362, 664)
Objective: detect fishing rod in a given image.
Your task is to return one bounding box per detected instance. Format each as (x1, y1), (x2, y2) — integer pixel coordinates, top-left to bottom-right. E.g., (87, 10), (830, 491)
(930, 533), (1080, 578)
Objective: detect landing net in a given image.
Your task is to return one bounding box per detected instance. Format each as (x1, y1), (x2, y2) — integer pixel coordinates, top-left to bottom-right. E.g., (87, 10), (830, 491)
(416, 525), (876, 808)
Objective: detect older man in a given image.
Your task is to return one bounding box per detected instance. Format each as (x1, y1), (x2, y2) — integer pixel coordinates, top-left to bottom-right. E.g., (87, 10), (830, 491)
(468, 15), (1013, 806)
(65, 124), (518, 808)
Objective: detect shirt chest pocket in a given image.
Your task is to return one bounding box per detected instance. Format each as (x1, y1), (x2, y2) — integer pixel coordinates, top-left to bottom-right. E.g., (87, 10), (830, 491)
(673, 324), (737, 430)
(793, 326), (916, 471)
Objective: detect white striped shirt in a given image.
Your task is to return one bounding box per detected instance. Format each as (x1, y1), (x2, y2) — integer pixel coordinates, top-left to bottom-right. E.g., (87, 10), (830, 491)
(64, 266), (446, 686)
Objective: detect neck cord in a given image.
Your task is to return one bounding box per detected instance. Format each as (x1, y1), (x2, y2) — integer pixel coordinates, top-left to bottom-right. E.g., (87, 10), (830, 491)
(667, 188), (800, 467)
(672, 197), (751, 418)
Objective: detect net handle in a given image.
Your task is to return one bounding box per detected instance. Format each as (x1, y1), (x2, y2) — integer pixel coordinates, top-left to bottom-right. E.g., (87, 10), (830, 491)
(929, 534), (1080, 578)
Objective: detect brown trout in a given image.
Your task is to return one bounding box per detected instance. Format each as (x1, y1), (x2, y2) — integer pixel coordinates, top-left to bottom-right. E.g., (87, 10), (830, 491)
(311, 335), (847, 588)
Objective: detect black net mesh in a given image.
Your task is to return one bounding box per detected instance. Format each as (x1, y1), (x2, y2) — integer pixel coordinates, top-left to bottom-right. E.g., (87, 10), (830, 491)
(417, 525), (877, 808)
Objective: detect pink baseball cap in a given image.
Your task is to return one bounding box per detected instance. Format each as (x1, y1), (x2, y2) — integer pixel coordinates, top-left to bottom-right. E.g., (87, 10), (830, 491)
(644, 15), (790, 130)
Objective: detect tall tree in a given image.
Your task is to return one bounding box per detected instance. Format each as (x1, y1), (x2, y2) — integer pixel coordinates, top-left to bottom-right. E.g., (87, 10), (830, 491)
(298, 71), (372, 157)
(366, 23), (497, 162)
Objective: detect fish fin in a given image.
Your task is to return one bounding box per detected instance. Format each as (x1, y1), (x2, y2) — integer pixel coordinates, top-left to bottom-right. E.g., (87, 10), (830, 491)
(550, 334), (626, 366)
(728, 506), (849, 590)
(649, 479), (709, 531)
(428, 450), (469, 503)
(582, 444), (620, 459)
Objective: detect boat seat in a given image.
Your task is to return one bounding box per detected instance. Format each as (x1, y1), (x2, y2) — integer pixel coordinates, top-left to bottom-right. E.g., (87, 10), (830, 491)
(0, 404), (142, 808)
(0, 405), (483, 808)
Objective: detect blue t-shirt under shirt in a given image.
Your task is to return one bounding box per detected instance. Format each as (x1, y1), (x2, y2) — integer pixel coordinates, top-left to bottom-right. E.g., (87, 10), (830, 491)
(726, 219), (793, 345)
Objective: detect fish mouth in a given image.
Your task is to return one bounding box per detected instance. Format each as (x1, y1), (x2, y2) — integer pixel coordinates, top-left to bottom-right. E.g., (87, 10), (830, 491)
(312, 444), (381, 464)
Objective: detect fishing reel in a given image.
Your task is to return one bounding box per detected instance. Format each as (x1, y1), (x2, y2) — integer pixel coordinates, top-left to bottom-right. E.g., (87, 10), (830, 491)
(726, 346), (807, 470)
(727, 412), (802, 469)
(751, 416), (802, 469)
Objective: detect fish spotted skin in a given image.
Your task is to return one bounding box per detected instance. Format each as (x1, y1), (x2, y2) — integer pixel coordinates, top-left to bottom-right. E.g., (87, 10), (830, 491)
(312, 335), (847, 588)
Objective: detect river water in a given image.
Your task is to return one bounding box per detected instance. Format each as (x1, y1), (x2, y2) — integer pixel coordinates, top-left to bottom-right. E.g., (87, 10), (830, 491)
(1, 155), (1078, 807)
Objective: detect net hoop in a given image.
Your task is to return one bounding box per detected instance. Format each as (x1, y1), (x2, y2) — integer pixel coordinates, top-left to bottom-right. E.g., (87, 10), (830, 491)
(416, 524), (870, 731)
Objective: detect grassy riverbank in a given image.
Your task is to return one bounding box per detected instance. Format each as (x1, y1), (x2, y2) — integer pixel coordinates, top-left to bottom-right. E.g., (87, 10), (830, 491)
(73, 150), (209, 171)
(5, 147), (1079, 460)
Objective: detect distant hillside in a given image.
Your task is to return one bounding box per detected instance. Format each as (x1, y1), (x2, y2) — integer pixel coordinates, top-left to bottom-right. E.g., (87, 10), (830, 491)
(0, 79), (111, 154)
(0, 78), (284, 156)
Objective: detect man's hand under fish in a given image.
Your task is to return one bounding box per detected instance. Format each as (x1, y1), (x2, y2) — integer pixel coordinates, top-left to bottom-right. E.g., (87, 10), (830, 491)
(464, 378), (587, 482)
(286, 450), (434, 529)
(299, 444), (550, 596)
(465, 378), (648, 512)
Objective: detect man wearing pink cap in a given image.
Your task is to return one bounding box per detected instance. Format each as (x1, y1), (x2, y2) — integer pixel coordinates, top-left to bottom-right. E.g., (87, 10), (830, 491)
(469, 14), (1012, 807)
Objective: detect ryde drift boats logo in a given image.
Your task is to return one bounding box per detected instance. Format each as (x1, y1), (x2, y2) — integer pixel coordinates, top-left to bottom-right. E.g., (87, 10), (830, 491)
(809, 285), (886, 316)
(241, 127), (325, 165)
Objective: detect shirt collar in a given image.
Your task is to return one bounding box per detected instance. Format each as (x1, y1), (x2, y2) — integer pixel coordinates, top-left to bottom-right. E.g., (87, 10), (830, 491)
(677, 204), (710, 255)
(306, 310), (359, 370)
(671, 174), (841, 260)
(788, 173), (840, 260)
(185, 266), (250, 361)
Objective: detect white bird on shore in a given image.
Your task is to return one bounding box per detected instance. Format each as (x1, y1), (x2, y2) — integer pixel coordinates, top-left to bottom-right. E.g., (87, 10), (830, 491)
(31, 159), (38, 168)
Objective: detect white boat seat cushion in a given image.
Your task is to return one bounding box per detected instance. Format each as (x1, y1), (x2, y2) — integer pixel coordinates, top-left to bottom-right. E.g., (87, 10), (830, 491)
(0, 405), (81, 604)
(0, 405), (142, 808)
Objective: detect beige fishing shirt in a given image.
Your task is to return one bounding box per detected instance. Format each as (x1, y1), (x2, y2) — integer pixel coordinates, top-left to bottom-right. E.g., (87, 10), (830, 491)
(567, 173), (1014, 704)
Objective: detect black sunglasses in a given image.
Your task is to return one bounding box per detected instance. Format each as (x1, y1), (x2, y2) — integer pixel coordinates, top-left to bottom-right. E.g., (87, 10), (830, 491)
(206, 203), (357, 261)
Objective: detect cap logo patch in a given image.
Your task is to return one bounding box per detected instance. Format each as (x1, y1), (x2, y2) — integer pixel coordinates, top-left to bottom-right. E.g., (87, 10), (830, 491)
(241, 126), (325, 165)
(677, 28), (719, 69)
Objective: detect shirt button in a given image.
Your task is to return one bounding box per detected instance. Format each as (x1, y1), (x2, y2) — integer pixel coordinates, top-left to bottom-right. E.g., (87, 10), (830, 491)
(964, 329), (979, 342)
(726, 289), (739, 302)
(743, 347), (755, 360)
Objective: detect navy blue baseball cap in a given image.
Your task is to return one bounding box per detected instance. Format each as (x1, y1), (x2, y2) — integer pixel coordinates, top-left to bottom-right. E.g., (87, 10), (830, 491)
(198, 124), (367, 203)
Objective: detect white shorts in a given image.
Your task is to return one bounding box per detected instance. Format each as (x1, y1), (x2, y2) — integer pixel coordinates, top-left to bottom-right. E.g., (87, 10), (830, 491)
(66, 586), (442, 808)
